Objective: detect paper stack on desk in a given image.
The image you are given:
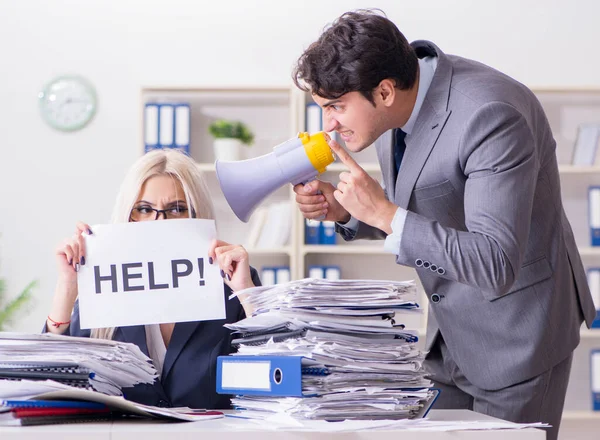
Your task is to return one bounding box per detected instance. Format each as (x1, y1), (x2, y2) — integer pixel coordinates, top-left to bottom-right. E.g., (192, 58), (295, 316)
(0, 380), (223, 425)
(217, 278), (437, 421)
(0, 332), (157, 395)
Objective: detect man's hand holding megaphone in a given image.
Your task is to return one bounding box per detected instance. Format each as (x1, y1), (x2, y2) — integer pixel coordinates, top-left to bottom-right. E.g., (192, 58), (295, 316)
(293, 139), (397, 235)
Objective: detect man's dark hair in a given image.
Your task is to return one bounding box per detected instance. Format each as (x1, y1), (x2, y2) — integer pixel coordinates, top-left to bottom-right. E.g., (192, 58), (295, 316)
(293, 9), (418, 105)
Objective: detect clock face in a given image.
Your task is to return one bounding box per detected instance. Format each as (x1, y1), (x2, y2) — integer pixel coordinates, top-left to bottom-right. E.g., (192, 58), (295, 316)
(38, 76), (97, 131)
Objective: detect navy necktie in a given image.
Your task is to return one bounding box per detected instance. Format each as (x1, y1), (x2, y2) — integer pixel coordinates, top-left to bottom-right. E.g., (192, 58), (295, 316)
(393, 128), (407, 182)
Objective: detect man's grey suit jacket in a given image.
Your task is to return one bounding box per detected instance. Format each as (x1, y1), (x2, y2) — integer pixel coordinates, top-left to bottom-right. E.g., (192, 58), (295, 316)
(337, 40), (597, 391)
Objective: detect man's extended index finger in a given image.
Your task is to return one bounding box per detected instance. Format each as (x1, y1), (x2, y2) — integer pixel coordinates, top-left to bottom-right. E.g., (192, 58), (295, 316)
(328, 140), (362, 173)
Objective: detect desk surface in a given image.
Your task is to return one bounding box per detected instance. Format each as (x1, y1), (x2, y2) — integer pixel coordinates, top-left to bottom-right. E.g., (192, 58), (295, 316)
(0, 409), (545, 440)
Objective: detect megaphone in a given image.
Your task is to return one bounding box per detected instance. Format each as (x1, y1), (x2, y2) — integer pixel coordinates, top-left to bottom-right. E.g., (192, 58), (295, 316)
(215, 131), (335, 222)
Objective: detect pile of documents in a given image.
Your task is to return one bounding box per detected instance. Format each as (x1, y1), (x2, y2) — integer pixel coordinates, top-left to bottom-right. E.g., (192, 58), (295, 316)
(0, 380), (223, 425)
(0, 332), (157, 395)
(0, 381), (223, 426)
(221, 278), (437, 420)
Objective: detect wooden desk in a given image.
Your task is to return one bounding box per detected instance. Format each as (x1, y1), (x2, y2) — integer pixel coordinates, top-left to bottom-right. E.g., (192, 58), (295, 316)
(0, 409), (546, 439)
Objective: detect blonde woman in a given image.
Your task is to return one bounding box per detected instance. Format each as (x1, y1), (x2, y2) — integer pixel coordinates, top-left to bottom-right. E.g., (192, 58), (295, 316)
(45, 149), (259, 410)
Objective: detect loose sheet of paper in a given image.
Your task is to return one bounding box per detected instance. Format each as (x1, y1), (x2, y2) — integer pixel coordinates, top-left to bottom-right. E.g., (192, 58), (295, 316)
(77, 219), (225, 329)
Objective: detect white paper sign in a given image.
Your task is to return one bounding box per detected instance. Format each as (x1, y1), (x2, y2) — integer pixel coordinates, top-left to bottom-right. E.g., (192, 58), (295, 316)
(77, 219), (225, 329)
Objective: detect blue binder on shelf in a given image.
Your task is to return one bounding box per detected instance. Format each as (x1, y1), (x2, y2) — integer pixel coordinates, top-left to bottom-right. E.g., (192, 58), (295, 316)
(260, 267), (276, 286)
(592, 349), (600, 411)
(586, 268), (600, 328)
(144, 103), (159, 152)
(305, 219), (320, 245)
(305, 102), (322, 133)
(260, 266), (291, 286)
(144, 102), (190, 154)
(275, 266), (290, 284)
(159, 104), (175, 149)
(324, 265), (341, 280)
(308, 265), (341, 280)
(174, 104), (190, 153)
(320, 221), (336, 245)
(589, 186), (600, 246)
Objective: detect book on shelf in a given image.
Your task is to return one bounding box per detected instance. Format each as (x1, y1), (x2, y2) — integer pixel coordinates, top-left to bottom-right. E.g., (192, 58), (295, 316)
(592, 350), (600, 411)
(586, 268), (600, 328)
(305, 102), (322, 134)
(304, 220), (336, 245)
(253, 202), (292, 249)
(572, 123), (600, 166)
(144, 102), (190, 154)
(245, 206), (268, 249)
(589, 186), (600, 246)
(304, 219), (320, 245)
(260, 266), (291, 286)
(320, 221), (336, 245)
(305, 101), (338, 142)
(308, 265), (341, 280)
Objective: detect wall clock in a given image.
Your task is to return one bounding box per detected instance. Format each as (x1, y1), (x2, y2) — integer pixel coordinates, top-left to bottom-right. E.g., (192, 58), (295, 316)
(38, 75), (97, 131)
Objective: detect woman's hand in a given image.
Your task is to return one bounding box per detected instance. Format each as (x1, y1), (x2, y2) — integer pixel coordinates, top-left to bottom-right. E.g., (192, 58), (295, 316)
(48, 222), (92, 334)
(208, 240), (255, 292)
(55, 221), (92, 285)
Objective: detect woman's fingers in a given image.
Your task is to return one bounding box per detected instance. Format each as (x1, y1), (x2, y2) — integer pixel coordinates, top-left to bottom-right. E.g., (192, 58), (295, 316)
(214, 245), (249, 277)
(73, 221), (92, 268)
(208, 239), (234, 264)
(77, 232), (86, 266)
(58, 241), (74, 266)
(76, 221), (93, 235)
(70, 237), (80, 271)
(56, 240), (78, 273)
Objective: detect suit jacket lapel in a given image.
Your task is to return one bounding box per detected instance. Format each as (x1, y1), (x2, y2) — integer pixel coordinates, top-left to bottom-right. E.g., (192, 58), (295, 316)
(162, 321), (201, 381)
(395, 106), (451, 209)
(393, 40), (454, 209)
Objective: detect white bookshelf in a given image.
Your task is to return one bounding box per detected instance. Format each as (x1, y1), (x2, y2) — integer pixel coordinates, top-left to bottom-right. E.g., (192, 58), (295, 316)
(559, 165), (600, 174)
(246, 247), (293, 256)
(301, 244), (390, 255)
(581, 328), (600, 338)
(196, 163), (216, 172)
(579, 247), (600, 257)
(563, 410), (600, 420)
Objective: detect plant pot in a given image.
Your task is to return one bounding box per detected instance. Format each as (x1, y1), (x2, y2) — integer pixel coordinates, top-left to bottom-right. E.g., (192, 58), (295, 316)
(213, 138), (244, 161)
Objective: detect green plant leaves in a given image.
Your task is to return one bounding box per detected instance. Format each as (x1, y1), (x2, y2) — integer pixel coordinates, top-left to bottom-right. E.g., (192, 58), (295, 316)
(208, 120), (254, 145)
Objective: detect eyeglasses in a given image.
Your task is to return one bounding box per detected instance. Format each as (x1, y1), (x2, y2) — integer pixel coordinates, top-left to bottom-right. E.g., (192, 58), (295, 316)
(130, 205), (189, 221)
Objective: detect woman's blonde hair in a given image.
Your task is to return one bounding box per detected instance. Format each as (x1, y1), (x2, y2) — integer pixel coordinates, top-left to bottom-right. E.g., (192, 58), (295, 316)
(90, 149), (214, 340)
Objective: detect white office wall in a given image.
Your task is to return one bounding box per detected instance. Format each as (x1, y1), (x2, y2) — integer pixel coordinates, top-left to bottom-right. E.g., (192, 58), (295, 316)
(0, 0), (598, 332)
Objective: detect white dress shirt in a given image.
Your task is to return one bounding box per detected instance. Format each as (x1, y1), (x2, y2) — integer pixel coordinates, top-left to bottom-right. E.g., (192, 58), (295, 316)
(145, 324), (167, 376)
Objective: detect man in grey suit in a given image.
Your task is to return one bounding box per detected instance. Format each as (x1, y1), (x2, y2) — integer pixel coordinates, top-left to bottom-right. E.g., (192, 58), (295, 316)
(292, 10), (596, 440)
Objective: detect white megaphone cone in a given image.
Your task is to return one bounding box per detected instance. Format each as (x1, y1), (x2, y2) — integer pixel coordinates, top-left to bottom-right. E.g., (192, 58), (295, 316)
(215, 132), (335, 222)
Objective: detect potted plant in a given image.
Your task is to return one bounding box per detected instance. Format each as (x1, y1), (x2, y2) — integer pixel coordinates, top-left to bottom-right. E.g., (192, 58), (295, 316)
(0, 277), (36, 331)
(208, 119), (254, 161)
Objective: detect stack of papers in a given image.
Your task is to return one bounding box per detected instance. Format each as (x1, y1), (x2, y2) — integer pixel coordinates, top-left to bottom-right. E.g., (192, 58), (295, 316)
(0, 332), (157, 395)
(225, 278), (435, 420)
(0, 380), (223, 425)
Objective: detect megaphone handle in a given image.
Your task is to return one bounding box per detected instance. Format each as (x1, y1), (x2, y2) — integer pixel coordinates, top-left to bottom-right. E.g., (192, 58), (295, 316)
(314, 189), (326, 221)
(300, 178), (326, 221)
